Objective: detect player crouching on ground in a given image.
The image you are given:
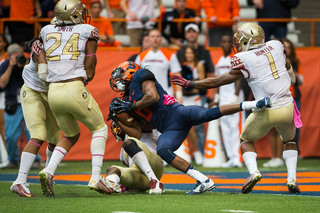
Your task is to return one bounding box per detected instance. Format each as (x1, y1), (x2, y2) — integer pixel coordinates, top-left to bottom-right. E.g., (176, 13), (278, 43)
(106, 118), (164, 194)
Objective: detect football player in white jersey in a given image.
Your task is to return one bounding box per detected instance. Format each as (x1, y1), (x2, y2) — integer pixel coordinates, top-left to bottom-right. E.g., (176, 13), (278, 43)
(37, 0), (112, 197)
(10, 38), (61, 198)
(106, 120), (164, 194)
(171, 22), (301, 194)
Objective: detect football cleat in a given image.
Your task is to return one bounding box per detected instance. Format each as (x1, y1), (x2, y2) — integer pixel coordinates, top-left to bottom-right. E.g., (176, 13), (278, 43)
(38, 169), (54, 197)
(287, 178), (300, 194)
(88, 176), (113, 194)
(242, 170), (262, 194)
(149, 178), (165, 195)
(186, 178), (215, 195)
(10, 183), (35, 198)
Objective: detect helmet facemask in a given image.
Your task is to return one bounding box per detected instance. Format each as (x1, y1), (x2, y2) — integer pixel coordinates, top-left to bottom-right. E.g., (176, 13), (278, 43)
(109, 68), (130, 94)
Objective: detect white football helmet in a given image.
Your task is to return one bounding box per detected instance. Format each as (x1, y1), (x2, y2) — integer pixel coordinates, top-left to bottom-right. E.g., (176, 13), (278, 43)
(54, 0), (88, 25)
(233, 22), (265, 52)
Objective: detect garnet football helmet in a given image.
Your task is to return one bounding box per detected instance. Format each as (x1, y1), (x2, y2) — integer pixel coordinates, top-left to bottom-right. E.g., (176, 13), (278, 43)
(54, 0), (89, 25)
(233, 22), (265, 52)
(110, 61), (141, 93)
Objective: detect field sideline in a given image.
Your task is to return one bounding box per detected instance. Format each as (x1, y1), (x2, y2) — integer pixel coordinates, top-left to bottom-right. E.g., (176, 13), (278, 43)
(1, 159), (320, 213)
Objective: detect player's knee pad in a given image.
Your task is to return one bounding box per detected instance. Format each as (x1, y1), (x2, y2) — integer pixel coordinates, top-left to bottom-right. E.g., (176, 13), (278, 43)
(91, 124), (108, 155)
(157, 148), (176, 164)
(123, 139), (142, 158)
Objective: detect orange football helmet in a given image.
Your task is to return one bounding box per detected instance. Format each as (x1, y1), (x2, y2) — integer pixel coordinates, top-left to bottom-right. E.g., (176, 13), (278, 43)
(110, 61), (141, 93)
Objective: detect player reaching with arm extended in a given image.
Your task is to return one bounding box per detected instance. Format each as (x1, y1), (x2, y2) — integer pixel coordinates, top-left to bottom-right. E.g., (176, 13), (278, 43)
(170, 23), (301, 194)
(37, 0), (113, 197)
(106, 117), (165, 194)
(108, 61), (271, 194)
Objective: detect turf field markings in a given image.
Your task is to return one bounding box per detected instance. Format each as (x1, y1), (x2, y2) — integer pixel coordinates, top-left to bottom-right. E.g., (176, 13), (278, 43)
(221, 210), (255, 213)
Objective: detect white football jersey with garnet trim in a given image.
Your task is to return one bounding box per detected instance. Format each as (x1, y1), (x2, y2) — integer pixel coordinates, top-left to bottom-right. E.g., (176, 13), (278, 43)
(40, 24), (99, 82)
(231, 40), (293, 109)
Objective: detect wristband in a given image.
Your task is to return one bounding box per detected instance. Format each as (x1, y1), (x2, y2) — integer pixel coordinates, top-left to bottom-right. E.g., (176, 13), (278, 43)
(86, 53), (96, 57)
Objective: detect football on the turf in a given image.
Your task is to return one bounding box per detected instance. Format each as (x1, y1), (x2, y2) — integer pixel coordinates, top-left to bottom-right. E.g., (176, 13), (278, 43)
(116, 111), (134, 127)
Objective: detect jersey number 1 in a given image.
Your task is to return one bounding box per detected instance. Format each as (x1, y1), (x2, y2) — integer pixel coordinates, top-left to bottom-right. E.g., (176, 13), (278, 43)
(46, 33), (80, 61)
(264, 52), (280, 79)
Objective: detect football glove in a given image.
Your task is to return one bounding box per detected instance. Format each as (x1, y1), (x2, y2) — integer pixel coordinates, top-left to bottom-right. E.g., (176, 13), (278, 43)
(256, 97), (271, 109)
(109, 97), (135, 114)
(170, 75), (192, 88)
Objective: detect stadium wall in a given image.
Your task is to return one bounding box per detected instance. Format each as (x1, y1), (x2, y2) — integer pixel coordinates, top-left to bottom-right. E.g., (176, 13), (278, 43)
(38, 49), (320, 160)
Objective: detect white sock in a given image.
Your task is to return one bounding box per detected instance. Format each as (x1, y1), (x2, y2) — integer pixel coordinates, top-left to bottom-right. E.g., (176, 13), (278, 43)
(283, 150), (298, 181)
(46, 147), (67, 176)
(186, 166), (208, 182)
(91, 155), (103, 182)
(242, 151), (258, 174)
(132, 151), (158, 181)
(46, 147), (53, 168)
(15, 152), (36, 184)
(106, 174), (120, 184)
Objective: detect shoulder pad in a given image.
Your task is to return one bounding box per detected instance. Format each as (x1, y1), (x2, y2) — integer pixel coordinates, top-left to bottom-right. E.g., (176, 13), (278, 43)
(136, 69), (156, 82)
(231, 56), (245, 70)
(89, 27), (100, 41)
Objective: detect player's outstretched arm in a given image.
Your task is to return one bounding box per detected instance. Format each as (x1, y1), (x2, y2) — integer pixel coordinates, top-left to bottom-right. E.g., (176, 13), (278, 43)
(219, 97), (272, 116)
(170, 69), (243, 89)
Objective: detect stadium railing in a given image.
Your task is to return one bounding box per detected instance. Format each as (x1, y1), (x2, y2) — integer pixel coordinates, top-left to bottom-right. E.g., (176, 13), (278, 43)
(0, 17), (319, 47)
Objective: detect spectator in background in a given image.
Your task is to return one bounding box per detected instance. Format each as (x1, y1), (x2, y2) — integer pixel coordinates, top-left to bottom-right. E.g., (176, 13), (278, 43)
(127, 32), (150, 62)
(121, 0), (163, 47)
(247, 0), (300, 41)
(180, 46), (205, 165)
(9, 0), (42, 45)
(202, 0), (240, 47)
(176, 24), (215, 153)
(105, 0), (127, 34)
(161, 0), (198, 48)
(214, 35), (243, 168)
(135, 29), (183, 102)
(90, 1), (122, 47)
(0, 34), (8, 167)
(0, 44), (32, 169)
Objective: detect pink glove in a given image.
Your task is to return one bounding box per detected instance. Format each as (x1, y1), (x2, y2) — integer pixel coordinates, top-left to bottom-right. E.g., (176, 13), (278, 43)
(170, 75), (191, 88)
(163, 94), (177, 105)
